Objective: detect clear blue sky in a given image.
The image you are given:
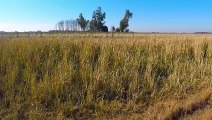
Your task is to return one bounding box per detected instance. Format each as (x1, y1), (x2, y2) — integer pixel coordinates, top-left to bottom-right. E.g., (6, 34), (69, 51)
(0, 0), (212, 32)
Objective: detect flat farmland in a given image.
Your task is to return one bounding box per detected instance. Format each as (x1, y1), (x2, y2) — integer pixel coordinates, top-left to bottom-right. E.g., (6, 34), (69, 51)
(0, 34), (212, 119)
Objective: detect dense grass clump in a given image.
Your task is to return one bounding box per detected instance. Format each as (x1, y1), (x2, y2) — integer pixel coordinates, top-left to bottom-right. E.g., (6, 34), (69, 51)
(0, 34), (212, 119)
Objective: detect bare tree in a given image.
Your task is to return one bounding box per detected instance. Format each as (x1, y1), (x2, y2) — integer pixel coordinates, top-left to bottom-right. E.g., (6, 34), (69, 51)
(57, 21), (65, 31)
(65, 20), (71, 31)
(56, 20), (81, 31)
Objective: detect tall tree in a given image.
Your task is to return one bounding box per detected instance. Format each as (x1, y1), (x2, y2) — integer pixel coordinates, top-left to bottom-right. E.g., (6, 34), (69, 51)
(77, 13), (89, 31)
(89, 20), (95, 31)
(91, 7), (106, 32)
(65, 20), (71, 31)
(56, 21), (65, 31)
(120, 9), (133, 32)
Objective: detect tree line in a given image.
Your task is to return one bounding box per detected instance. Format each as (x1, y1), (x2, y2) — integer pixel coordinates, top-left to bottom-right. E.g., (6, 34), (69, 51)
(55, 7), (133, 32)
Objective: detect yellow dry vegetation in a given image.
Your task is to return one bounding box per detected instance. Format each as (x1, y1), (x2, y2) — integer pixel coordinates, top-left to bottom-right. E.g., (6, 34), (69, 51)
(0, 34), (212, 119)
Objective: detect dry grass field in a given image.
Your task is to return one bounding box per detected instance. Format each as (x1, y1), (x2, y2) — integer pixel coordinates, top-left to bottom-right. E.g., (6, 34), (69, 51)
(0, 34), (212, 119)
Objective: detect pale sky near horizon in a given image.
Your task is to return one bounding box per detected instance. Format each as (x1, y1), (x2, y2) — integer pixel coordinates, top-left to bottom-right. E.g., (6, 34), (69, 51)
(0, 0), (212, 32)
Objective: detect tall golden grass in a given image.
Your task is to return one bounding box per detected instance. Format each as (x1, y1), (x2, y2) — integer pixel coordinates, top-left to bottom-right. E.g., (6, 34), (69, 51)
(0, 34), (212, 119)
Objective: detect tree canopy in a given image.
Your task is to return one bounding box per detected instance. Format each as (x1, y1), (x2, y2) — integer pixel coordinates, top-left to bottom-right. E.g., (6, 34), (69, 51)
(77, 13), (89, 31)
(90, 7), (106, 32)
(120, 10), (133, 32)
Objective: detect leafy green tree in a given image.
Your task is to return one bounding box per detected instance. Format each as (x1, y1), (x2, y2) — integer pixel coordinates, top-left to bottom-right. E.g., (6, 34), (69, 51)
(77, 13), (89, 31)
(89, 19), (95, 31)
(120, 9), (133, 32)
(91, 7), (106, 32)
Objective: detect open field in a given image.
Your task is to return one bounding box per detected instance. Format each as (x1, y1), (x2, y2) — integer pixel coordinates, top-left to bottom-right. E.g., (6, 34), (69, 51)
(0, 32), (138, 37)
(0, 34), (212, 119)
